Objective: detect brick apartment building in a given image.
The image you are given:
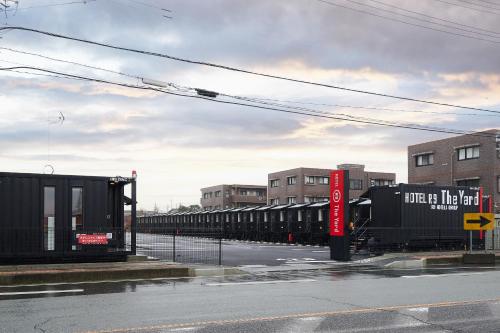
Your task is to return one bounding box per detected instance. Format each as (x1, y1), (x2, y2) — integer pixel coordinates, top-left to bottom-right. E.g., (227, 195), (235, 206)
(267, 164), (396, 205)
(408, 129), (500, 213)
(200, 184), (267, 210)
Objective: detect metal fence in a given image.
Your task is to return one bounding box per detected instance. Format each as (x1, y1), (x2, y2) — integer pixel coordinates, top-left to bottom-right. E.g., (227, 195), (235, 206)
(351, 226), (489, 253)
(135, 227), (223, 265)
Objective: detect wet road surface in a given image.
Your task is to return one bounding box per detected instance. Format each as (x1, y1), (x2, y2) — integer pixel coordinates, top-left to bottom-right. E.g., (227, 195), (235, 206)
(1, 264), (500, 332)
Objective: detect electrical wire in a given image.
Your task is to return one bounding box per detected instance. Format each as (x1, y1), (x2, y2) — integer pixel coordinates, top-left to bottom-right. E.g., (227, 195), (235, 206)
(233, 96), (500, 118)
(342, 0), (500, 39)
(431, 0), (500, 15)
(454, 0), (500, 11)
(1, 26), (499, 115)
(365, 0), (500, 36)
(317, 0), (500, 44)
(3, 0), (95, 11)
(0, 65), (498, 139)
(2, 47), (499, 120)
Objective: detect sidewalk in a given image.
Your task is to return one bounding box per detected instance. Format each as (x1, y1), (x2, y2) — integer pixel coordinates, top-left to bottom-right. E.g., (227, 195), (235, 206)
(377, 250), (500, 268)
(0, 261), (242, 286)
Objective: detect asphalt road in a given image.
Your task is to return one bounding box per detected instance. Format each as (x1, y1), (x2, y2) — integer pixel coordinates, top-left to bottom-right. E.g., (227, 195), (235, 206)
(1, 264), (500, 332)
(136, 233), (340, 266)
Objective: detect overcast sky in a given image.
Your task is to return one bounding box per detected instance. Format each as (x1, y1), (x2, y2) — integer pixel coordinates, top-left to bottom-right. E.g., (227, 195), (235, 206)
(0, 0), (499, 210)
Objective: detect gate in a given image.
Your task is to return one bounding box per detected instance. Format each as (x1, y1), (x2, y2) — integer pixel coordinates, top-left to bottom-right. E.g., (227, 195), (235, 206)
(135, 226), (223, 265)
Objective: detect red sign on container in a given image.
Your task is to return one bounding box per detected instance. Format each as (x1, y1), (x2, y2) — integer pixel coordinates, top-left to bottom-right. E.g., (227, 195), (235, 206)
(330, 170), (345, 236)
(77, 234), (108, 245)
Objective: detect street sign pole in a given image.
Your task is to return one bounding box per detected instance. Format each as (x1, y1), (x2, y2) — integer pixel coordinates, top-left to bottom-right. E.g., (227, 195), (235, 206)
(470, 230), (472, 254)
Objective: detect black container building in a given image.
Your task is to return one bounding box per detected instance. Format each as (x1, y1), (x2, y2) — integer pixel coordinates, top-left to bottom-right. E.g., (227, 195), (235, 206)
(355, 184), (486, 249)
(0, 172), (136, 264)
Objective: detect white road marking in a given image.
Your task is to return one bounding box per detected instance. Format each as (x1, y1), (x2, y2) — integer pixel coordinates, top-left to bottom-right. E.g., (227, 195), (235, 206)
(312, 250), (328, 253)
(407, 307), (429, 313)
(169, 327), (200, 331)
(0, 289), (84, 296)
(205, 279), (316, 286)
(402, 272), (486, 279)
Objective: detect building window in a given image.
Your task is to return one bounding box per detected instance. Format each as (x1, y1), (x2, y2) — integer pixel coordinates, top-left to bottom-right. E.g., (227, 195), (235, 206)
(304, 176), (315, 185)
(298, 210), (303, 222)
(305, 196), (328, 203)
(270, 179), (280, 188)
(370, 179), (394, 187)
(270, 198), (279, 205)
(318, 177), (329, 185)
(287, 196), (296, 204)
(350, 179), (363, 190)
(43, 186), (55, 251)
(457, 146), (479, 161)
(287, 176), (297, 185)
(456, 178), (480, 187)
(280, 211), (284, 222)
(415, 153), (434, 167)
(240, 190), (247, 196)
(497, 135), (500, 158)
(250, 213), (254, 222)
(318, 209), (323, 222)
(215, 191), (221, 197)
(264, 212), (268, 222)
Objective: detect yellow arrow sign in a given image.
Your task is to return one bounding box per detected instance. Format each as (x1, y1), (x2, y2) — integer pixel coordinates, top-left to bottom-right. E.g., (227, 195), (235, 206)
(464, 213), (495, 231)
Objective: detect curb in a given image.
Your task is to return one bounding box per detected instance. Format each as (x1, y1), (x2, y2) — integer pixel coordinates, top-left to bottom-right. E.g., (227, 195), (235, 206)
(0, 265), (244, 286)
(0, 266), (191, 286)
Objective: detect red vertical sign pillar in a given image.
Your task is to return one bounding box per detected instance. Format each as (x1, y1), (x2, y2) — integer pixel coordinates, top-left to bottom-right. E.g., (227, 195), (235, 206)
(329, 170), (350, 261)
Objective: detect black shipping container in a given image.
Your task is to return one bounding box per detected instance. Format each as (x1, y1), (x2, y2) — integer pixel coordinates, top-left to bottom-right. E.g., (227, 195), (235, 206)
(361, 184), (484, 248)
(0, 172), (136, 264)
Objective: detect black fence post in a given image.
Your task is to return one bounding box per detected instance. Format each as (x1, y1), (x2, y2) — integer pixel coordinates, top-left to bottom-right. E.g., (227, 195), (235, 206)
(173, 232), (176, 263)
(218, 232), (222, 266)
(131, 178), (137, 255)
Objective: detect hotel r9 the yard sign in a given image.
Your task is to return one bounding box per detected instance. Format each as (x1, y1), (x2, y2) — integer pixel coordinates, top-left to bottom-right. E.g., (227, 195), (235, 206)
(330, 170), (346, 236)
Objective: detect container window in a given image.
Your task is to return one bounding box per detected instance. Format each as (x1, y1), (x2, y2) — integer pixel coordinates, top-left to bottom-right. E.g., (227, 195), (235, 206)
(280, 211), (284, 222)
(250, 212), (254, 222)
(318, 209), (323, 222)
(43, 186), (55, 251)
(298, 210), (303, 222)
(264, 212), (268, 222)
(71, 187), (83, 231)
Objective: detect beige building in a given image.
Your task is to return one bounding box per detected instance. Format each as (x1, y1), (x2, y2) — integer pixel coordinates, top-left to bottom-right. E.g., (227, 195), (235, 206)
(267, 164), (396, 205)
(200, 184), (267, 210)
(408, 129), (500, 213)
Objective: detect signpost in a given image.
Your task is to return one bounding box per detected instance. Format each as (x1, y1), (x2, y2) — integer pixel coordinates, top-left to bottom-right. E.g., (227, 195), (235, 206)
(329, 170), (350, 261)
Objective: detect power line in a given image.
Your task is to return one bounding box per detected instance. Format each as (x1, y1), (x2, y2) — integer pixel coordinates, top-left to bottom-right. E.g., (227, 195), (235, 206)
(4, 0), (95, 11)
(3, 47), (499, 119)
(431, 0), (500, 15)
(1, 26), (499, 115)
(0, 65), (498, 139)
(317, 0), (500, 44)
(0, 46), (141, 79)
(471, 0), (500, 7)
(366, 0), (500, 36)
(454, 0), (500, 11)
(342, 0), (500, 39)
(235, 96), (500, 118)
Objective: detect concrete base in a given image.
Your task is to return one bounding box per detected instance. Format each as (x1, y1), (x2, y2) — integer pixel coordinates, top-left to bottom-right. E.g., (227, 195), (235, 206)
(463, 253), (496, 265)
(384, 259), (424, 269)
(126, 255), (148, 262)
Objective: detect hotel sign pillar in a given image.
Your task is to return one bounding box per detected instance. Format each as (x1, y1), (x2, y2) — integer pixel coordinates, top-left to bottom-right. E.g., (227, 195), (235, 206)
(329, 170), (351, 261)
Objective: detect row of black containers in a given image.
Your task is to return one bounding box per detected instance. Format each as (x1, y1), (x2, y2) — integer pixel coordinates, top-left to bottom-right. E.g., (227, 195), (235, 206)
(138, 184), (490, 251)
